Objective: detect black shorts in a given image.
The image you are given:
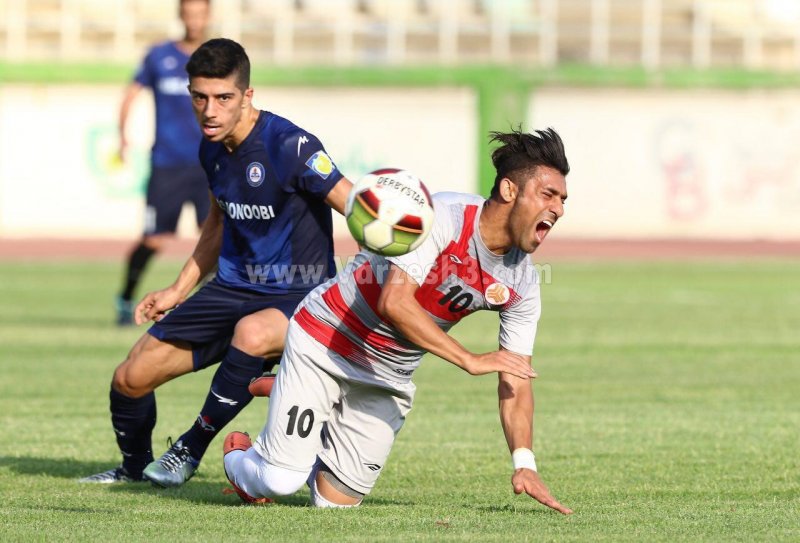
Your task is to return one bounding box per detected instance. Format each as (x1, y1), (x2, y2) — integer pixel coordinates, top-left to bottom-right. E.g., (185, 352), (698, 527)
(147, 279), (309, 371)
(145, 165), (210, 235)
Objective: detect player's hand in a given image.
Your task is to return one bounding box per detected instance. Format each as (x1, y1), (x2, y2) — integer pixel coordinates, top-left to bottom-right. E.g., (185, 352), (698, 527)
(462, 351), (537, 380)
(512, 468), (573, 515)
(134, 286), (183, 325)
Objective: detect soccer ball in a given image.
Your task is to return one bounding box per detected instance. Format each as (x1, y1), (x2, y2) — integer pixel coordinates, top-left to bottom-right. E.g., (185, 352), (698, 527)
(345, 168), (435, 256)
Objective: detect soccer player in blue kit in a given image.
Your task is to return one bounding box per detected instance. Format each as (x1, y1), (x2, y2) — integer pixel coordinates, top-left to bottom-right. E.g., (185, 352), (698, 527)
(116, 0), (212, 325)
(81, 38), (353, 485)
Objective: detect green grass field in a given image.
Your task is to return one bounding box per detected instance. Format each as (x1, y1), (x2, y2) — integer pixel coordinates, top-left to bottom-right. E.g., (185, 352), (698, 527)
(1, 259), (798, 542)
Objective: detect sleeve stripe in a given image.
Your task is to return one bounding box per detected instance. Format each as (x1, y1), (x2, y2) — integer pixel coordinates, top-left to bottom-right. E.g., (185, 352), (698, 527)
(321, 282), (414, 354)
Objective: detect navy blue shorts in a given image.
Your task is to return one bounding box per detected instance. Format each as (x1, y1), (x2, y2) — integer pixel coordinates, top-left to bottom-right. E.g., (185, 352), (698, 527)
(145, 165), (210, 235)
(147, 279), (309, 371)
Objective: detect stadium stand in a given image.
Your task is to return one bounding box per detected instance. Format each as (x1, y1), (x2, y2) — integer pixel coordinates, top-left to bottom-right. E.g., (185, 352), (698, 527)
(2, 0), (799, 69)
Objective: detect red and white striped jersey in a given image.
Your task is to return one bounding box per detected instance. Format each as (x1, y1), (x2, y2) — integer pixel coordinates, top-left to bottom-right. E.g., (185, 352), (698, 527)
(294, 192), (542, 384)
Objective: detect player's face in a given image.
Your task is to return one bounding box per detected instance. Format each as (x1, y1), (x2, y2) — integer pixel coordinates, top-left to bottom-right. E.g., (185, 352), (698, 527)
(507, 166), (567, 253)
(189, 75), (253, 144)
(180, 0), (210, 42)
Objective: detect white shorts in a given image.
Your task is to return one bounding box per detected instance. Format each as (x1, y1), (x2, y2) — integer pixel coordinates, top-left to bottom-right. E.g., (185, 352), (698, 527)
(254, 319), (416, 495)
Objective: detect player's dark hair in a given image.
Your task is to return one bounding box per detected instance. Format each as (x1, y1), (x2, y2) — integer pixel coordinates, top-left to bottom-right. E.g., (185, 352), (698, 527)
(186, 38), (250, 90)
(489, 127), (569, 198)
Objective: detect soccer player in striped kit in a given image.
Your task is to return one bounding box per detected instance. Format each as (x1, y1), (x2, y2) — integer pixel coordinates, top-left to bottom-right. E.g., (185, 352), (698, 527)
(224, 128), (573, 514)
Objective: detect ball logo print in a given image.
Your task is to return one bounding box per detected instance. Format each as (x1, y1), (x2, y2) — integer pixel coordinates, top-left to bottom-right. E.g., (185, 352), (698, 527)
(345, 168), (435, 256)
(246, 162), (265, 187)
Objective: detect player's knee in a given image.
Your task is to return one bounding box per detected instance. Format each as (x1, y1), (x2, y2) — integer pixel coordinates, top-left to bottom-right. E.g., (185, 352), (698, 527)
(226, 450), (309, 498)
(310, 468), (364, 508)
(260, 463), (309, 497)
(141, 234), (170, 252)
(111, 363), (148, 398)
(232, 316), (284, 357)
(111, 339), (161, 397)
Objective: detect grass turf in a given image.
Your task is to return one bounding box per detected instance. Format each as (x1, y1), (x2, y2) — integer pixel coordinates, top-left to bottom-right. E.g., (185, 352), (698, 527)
(0, 259), (798, 542)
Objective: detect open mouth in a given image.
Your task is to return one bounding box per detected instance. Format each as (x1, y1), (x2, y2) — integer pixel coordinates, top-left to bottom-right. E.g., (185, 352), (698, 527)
(535, 219), (554, 244)
(202, 124), (221, 137)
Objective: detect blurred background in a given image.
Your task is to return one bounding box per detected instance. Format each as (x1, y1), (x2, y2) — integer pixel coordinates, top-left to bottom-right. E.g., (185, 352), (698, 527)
(1, 0), (799, 254)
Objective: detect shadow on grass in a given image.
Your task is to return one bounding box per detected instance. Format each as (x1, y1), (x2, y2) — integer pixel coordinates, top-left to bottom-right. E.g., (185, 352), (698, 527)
(0, 313), (117, 329)
(0, 455), (411, 507)
(0, 455), (116, 480)
(475, 503), (572, 516)
(107, 480), (312, 506)
(109, 484), (411, 507)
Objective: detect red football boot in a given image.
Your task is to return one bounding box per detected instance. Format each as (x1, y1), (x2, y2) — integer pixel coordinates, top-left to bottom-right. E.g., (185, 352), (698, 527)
(222, 431), (273, 504)
(248, 374), (276, 397)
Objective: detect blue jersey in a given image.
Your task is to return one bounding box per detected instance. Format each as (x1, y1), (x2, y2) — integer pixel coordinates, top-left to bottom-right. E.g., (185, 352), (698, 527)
(199, 111), (343, 295)
(134, 41), (201, 167)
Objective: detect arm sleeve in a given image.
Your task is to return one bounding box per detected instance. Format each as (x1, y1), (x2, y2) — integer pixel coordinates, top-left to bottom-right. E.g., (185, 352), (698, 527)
(283, 132), (343, 199)
(386, 200), (452, 285)
(133, 49), (155, 88)
(498, 281), (541, 356)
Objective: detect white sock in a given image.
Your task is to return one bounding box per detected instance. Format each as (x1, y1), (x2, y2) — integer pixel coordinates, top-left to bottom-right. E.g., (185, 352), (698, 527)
(225, 448), (309, 498)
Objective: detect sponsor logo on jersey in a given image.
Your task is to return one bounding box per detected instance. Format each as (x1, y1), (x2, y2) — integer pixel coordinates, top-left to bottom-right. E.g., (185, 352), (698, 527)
(246, 162), (266, 187)
(484, 282), (510, 305)
(305, 151), (334, 179)
(393, 367), (414, 376)
(363, 463), (382, 472)
(216, 198), (276, 221)
(297, 135), (309, 156)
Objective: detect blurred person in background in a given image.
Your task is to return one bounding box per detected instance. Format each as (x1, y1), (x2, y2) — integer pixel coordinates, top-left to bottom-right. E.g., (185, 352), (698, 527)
(116, 0), (212, 325)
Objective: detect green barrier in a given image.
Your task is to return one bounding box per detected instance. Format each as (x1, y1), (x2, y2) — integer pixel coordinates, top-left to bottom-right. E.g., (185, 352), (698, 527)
(4, 61), (799, 196)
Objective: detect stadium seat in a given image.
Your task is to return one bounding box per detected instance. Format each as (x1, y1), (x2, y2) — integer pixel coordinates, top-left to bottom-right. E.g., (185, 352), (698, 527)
(4, 0), (800, 70)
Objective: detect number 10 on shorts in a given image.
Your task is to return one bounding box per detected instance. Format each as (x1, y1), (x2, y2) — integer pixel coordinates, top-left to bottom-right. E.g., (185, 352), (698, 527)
(286, 405), (314, 438)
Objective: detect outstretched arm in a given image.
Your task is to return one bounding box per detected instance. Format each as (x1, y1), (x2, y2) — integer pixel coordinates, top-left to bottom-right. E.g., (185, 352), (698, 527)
(377, 265), (536, 380)
(135, 192), (223, 323)
(498, 366), (573, 515)
(323, 176), (353, 216)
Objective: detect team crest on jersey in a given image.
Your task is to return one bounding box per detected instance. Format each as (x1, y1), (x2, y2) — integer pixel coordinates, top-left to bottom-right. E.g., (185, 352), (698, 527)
(484, 282), (510, 306)
(305, 151), (334, 179)
(246, 162), (265, 187)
